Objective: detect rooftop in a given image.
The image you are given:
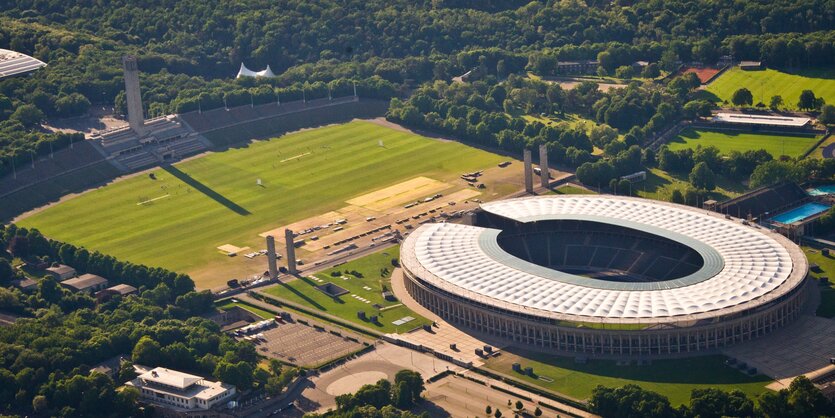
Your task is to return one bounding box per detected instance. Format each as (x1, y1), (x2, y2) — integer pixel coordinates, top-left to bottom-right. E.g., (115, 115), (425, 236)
(46, 264), (76, 275)
(0, 49), (47, 78)
(713, 112), (811, 127)
(106, 284), (138, 295)
(61, 273), (108, 290)
(401, 195), (807, 322)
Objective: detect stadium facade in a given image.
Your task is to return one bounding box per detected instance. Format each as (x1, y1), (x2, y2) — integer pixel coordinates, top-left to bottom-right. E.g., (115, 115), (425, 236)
(401, 195), (808, 356)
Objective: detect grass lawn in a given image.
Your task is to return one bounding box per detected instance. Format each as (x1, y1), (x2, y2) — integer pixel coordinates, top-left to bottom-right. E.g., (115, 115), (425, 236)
(551, 185), (597, 195)
(667, 128), (819, 159)
(802, 247), (835, 318)
(216, 300), (276, 320)
(485, 350), (771, 406)
(261, 246), (431, 333)
(634, 168), (745, 202)
(706, 67), (835, 109)
(17, 121), (504, 288)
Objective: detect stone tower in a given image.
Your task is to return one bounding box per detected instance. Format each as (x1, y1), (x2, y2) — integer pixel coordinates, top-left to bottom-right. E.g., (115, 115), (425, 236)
(122, 55), (144, 135)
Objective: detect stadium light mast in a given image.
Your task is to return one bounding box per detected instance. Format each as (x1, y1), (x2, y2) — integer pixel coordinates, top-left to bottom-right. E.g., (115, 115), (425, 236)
(328, 86), (331, 101)
(250, 91), (254, 108)
(276, 91), (280, 106)
(353, 81), (357, 98)
(30, 151), (35, 169)
(302, 89), (306, 104)
(223, 96), (228, 110)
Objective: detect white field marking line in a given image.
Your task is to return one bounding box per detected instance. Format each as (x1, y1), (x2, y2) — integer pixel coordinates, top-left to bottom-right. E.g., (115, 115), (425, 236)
(136, 194), (170, 205)
(280, 152), (311, 163)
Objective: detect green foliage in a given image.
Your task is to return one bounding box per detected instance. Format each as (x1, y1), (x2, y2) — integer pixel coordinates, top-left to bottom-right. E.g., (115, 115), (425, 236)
(689, 162), (716, 191)
(821, 104), (835, 125)
(732, 88), (754, 106)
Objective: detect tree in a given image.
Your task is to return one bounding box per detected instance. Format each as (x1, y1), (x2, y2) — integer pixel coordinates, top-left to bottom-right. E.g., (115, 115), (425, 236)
(0, 258), (14, 285)
(534, 406), (542, 416)
(690, 388), (754, 418)
(10, 104), (45, 128)
(671, 189), (685, 204)
(32, 394), (48, 413)
(820, 104), (835, 125)
(515, 400), (523, 411)
(731, 88), (753, 106)
(769, 95), (784, 110)
(132, 336), (162, 366)
(494, 409), (503, 418)
(590, 385), (677, 418)
(7, 235), (30, 259)
(394, 370), (424, 406)
(486, 405), (492, 414)
(798, 90), (821, 111)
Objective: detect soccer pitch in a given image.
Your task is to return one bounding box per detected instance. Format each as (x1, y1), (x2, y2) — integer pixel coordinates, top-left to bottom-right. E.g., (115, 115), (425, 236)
(667, 128), (819, 158)
(18, 121), (504, 287)
(707, 67), (835, 108)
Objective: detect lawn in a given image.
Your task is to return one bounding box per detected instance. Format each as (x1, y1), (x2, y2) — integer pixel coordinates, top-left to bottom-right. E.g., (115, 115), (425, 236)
(635, 168), (745, 202)
(706, 67), (835, 108)
(810, 135), (835, 159)
(261, 246), (431, 333)
(550, 185), (597, 195)
(667, 128), (819, 159)
(17, 121), (504, 288)
(802, 246), (835, 318)
(485, 350), (772, 406)
(216, 300), (276, 320)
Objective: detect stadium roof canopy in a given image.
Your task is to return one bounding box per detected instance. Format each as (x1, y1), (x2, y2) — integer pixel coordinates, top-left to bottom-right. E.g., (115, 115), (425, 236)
(236, 62), (275, 78)
(401, 195), (807, 321)
(0, 49), (46, 78)
(713, 112), (810, 127)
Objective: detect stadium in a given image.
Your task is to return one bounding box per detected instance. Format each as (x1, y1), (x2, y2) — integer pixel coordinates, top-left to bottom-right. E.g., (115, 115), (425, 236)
(401, 195), (809, 356)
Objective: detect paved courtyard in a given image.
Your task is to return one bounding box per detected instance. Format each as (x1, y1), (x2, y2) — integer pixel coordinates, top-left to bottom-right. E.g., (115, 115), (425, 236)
(723, 314), (835, 382)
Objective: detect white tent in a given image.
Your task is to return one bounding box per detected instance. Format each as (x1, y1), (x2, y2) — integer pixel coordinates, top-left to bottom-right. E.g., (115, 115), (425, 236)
(236, 62), (276, 79)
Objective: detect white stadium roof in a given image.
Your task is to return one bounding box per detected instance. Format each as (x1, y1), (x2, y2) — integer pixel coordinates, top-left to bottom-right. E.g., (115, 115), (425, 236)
(713, 112), (810, 127)
(401, 195), (807, 323)
(0, 49), (46, 78)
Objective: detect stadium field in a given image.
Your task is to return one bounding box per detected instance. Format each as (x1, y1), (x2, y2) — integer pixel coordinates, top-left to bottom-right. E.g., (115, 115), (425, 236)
(17, 121), (504, 288)
(707, 68), (835, 108)
(667, 128), (819, 158)
(485, 350), (771, 406)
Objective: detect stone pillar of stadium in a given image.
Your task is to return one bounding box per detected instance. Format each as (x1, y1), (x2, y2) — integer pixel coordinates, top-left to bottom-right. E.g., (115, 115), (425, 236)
(523, 148), (533, 194)
(266, 235), (278, 278)
(285, 229), (298, 275)
(122, 55), (145, 136)
(539, 144), (549, 188)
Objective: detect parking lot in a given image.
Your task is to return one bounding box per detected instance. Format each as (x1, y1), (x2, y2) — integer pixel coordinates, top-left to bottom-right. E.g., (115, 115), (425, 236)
(243, 319), (367, 368)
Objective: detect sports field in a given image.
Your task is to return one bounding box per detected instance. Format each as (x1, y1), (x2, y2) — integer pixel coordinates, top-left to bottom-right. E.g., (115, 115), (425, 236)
(667, 128), (819, 158)
(707, 67), (835, 108)
(485, 350), (771, 406)
(17, 121), (504, 288)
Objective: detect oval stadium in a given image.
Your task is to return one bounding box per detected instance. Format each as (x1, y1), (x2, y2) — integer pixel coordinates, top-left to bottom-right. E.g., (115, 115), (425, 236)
(400, 195), (809, 356)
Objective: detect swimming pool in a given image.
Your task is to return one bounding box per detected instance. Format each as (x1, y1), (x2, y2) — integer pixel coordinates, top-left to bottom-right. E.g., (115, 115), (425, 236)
(808, 185), (835, 196)
(771, 202), (831, 224)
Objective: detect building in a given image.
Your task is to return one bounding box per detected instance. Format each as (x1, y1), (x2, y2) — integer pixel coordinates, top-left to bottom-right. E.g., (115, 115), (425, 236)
(61, 273), (109, 293)
(46, 264), (77, 280)
(89, 355), (129, 379)
(236, 63), (275, 78)
(0, 49), (46, 79)
(128, 366), (236, 413)
(11, 278), (38, 292)
(555, 60), (599, 75)
(96, 284), (139, 302)
(712, 112), (811, 128)
(401, 195), (808, 356)
(739, 61), (762, 70)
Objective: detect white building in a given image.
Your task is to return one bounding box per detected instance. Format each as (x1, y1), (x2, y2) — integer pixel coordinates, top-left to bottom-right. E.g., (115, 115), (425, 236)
(128, 366), (236, 412)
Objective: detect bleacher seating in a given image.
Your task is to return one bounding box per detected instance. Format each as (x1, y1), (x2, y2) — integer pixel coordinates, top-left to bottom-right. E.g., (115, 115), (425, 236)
(491, 217), (705, 284)
(717, 182), (808, 219)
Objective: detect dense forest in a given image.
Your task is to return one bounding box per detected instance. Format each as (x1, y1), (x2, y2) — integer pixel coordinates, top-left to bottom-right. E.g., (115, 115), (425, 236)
(0, 0), (834, 172)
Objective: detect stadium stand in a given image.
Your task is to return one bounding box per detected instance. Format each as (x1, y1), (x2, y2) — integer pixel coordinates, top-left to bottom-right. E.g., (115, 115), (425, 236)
(489, 218), (704, 283)
(716, 182), (809, 220)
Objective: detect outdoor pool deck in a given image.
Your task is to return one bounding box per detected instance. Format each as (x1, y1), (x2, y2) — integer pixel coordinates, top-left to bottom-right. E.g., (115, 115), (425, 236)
(771, 202), (831, 224)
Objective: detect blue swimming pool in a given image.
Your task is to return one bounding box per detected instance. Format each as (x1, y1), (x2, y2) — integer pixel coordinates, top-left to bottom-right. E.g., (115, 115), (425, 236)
(808, 185), (835, 196)
(771, 202), (832, 224)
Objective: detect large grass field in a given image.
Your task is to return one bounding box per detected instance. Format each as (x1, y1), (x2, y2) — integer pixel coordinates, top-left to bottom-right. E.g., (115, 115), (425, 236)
(18, 121), (504, 287)
(261, 246), (431, 333)
(706, 67), (835, 108)
(485, 350), (771, 406)
(635, 168), (745, 202)
(667, 128), (819, 158)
